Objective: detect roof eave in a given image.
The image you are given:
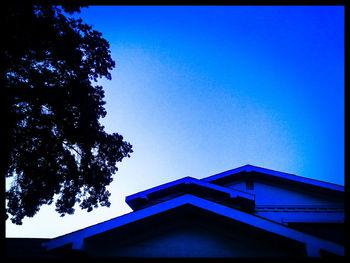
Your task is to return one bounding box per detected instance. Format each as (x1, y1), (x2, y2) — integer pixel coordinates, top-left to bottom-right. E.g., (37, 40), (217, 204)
(202, 164), (344, 192)
(44, 194), (344, 256)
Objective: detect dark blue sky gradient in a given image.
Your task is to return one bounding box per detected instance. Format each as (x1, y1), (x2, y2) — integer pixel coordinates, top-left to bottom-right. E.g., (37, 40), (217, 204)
(86, 6), (344, 183)
(6, 6), (344, 238)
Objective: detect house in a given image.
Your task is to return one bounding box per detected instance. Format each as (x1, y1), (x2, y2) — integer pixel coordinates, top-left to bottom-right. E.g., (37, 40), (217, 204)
(7, 165), (345, 257)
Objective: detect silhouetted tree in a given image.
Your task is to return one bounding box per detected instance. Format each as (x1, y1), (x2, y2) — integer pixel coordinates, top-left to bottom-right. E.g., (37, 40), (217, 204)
(2, 5), (133, 225)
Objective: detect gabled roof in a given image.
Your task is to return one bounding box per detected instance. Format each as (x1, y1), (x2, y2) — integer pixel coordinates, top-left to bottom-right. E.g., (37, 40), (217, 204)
(125, 164), (343, 212)
(125, 176), (255, 211)
(43, 194), (344, 256)
(202, 164), (344, 192)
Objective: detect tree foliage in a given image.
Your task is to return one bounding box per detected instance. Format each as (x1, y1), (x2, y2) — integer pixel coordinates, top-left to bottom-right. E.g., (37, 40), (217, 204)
(2, 5), (133, 225)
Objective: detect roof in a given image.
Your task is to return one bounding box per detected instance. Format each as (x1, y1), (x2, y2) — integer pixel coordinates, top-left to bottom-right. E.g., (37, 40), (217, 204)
(202, 164), (344, 192)
(125, 176), (255, 211)
(125, 164), (343, 211)
(43, 194), (344, 256)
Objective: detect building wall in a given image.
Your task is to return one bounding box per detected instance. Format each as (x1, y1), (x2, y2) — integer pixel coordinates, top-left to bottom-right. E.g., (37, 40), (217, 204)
(227, 179), (343, 207)
(83, 220), (306, 257)
(224, 178), (344, 246)
(287, 223), (344, 245)
(6, 238), (54, 258)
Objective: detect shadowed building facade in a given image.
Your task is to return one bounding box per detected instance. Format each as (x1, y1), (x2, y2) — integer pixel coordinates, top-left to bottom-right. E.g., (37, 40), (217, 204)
(7, 165), (344, 257)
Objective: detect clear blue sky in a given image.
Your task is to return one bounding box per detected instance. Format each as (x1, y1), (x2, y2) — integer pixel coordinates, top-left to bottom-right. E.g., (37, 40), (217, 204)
(6, 6), (344, 238)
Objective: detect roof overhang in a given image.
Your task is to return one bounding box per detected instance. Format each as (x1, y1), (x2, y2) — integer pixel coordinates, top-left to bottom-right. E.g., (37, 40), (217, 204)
(125, 176), (255, 211)
(43, 194), (344, 257)
(202, 164), (344, 192)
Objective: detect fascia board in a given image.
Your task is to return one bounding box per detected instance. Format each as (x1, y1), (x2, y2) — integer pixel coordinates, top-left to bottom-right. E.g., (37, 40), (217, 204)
(191, 177), (254, 200)
(125, 176), (254, 207)
(202, 165), (344, 192)
(43, 194), (343, 256)
(201, 165), (250, 183)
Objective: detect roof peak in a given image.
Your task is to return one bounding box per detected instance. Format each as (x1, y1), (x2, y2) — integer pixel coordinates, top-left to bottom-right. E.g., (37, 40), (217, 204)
(202, 164), (344, 192)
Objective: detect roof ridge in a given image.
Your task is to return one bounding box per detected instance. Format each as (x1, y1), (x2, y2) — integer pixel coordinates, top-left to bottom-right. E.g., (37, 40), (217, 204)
(202, 164), (344, 191)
